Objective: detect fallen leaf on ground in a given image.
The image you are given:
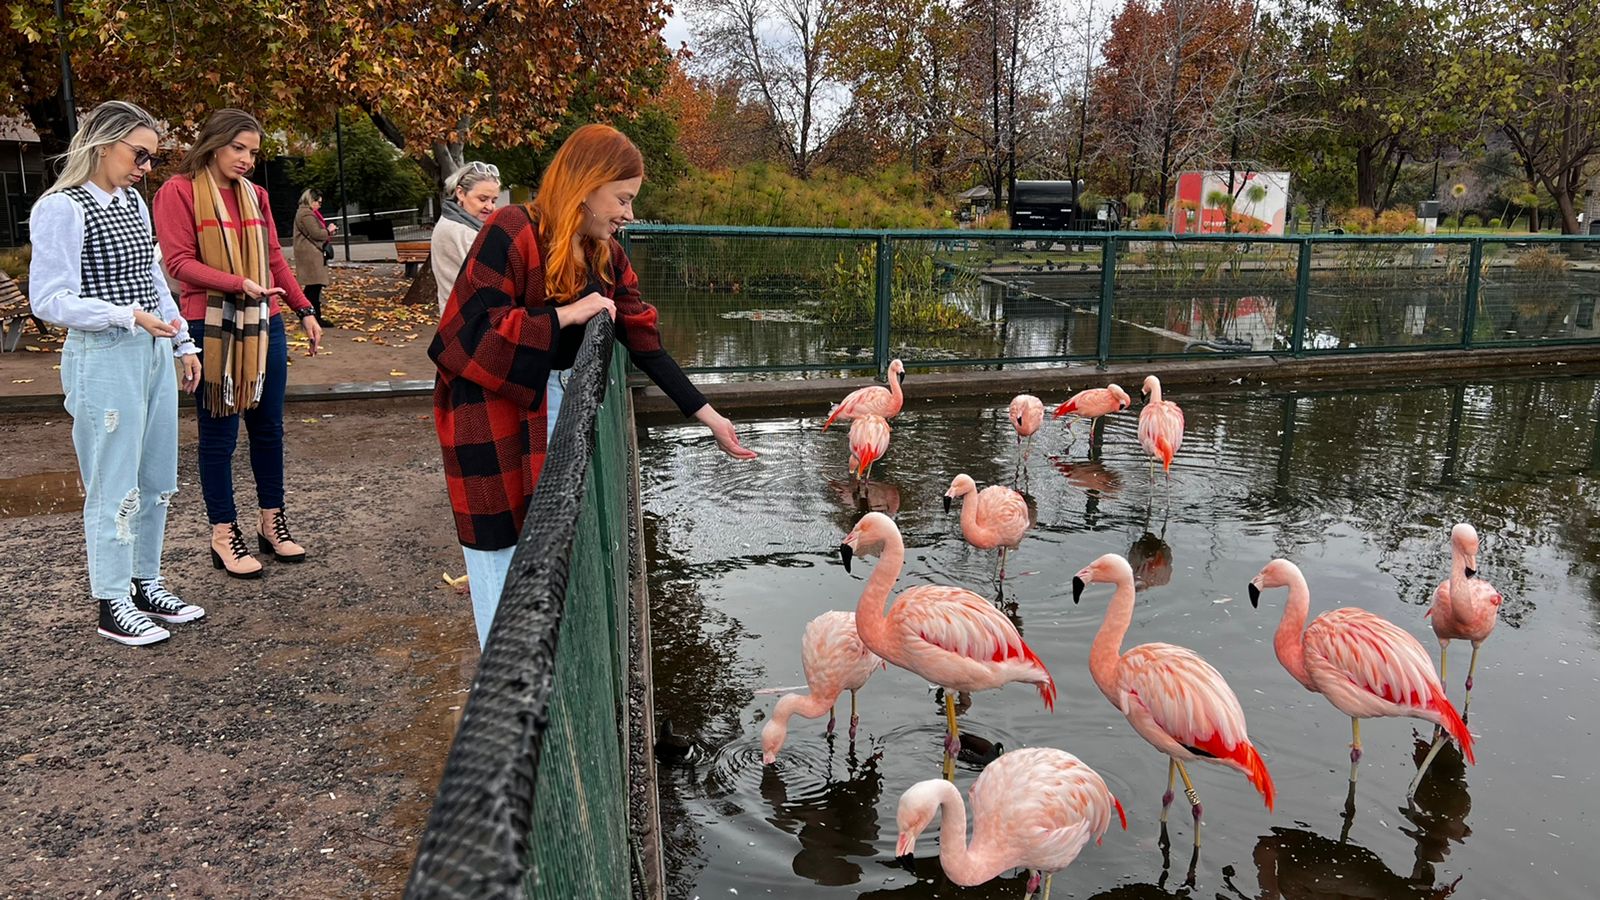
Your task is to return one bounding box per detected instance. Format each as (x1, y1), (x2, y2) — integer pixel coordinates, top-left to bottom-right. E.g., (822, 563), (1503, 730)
(389, 370), (407, 377)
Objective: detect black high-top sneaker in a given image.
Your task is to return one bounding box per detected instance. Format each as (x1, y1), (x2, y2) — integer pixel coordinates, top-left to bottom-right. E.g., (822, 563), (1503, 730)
(132, 577), (206, 624)
(97, 595), (171, 646)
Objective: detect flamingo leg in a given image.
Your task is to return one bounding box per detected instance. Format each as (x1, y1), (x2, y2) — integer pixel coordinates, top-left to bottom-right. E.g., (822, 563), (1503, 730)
(826, 704), (836, 736)
(1024, 870), (1041, 899)
(1160, 758), (1177, 823)
(1042, 872), (1053, 900)
(942, 691), (960, 781)
(1408, 731), (1450, 800)
(1174, 760), (1202, 849)
(849, 689), (859, 739)
(1349, 718), (1363, 782)
(1063, 418), (1077, 450)
(998, 546), (1009, 582)
(1462, 644), (1481, 722)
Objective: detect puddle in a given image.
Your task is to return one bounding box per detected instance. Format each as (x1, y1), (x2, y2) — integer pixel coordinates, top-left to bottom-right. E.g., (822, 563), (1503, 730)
(0, 470), (83, 518)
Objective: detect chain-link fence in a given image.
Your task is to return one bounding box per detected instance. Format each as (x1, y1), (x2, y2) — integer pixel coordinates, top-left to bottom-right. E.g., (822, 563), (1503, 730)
(622, 226), (1600, 376)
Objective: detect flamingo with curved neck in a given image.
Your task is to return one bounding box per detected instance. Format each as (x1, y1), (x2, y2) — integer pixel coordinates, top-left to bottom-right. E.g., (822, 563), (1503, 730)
(761, 610), (881, 764)
(944, 473), (1030, 582)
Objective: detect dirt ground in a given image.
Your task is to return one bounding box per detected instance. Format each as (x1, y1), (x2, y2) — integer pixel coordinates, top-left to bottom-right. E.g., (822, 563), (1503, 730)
(0, 397), (475, 898)
(2, 264), (435, 400)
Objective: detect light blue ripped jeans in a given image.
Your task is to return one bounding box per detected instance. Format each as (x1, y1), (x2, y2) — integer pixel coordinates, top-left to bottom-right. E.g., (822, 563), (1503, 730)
(463, 369), (566, 649)
(60, 328), (179, 600)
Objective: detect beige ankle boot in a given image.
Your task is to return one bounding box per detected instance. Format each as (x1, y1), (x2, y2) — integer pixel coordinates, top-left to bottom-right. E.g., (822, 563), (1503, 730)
(211, 522), (263, 579)
(258, 508), (306, 562)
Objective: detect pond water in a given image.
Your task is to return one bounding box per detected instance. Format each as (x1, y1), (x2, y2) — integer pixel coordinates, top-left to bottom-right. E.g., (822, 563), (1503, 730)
(642, 375), (1600, 899)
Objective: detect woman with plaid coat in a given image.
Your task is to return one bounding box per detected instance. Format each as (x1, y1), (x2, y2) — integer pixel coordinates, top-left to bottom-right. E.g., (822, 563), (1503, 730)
(430, 125), (756, 648)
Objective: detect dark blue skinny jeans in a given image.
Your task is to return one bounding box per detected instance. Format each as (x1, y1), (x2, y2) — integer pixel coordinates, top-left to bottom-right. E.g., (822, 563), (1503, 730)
(190, 314), (288, 524)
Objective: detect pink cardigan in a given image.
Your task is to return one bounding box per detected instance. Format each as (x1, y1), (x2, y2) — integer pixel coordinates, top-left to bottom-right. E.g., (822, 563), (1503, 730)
(152, 175), (311, 323)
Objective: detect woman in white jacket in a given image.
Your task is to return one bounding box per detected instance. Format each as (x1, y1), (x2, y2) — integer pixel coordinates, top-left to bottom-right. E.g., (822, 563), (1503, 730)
(433, 161), (501, 314)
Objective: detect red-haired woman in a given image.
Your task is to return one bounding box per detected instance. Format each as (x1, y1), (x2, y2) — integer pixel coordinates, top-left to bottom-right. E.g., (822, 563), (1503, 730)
(430, 124), (756, 648)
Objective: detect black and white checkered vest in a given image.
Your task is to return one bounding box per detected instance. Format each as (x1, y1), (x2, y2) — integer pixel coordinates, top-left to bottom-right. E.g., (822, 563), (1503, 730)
(61, 185), (161, 314)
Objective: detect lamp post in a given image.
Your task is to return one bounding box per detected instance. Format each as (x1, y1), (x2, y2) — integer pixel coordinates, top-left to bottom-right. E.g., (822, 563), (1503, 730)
(335, 108), (351, 262)
(53, 0), (77, 135)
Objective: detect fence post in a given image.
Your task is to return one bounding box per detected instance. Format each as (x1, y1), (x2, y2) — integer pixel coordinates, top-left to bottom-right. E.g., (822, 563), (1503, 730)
(1291, 238), (1311, 357)
(1097, 237), (1116, 369)
(1462, 239), (1483, 349)
(874, 234), (893, 378)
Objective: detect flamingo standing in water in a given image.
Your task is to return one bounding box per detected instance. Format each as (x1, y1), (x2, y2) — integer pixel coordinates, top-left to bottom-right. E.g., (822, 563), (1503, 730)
(1137, 375), (1185, 479)
(823, 358), (906, 430)
(1072, 554), (1275, 849)
(1009, 394), (1045, 458)
(847, 414), (892, 484)
(839, 512), (1056, 778)
(1248, 559), (1475, 786)
(944, 474), (1031, 582)
(895, 747), (1126, 900)
(762, 610), (883, 763)
(1425, 522), (1502, 717)
(1053, 383), (1131, 449)
(1411, 523), (1502, 796)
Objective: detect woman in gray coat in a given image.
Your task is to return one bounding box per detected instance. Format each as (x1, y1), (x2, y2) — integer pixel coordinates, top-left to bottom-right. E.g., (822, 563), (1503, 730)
(292, 189), (337, 325)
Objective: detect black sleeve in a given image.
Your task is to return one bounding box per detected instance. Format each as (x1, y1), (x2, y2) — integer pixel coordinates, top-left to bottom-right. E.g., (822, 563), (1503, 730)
(630, 349), (708, 417)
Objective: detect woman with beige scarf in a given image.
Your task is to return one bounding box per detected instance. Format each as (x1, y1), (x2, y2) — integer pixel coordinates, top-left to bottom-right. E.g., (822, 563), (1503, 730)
(154, 109), (323, 578)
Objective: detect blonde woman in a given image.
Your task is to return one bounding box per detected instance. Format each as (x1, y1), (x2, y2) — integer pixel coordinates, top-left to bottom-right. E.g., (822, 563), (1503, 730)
(29, 100), (205, 645)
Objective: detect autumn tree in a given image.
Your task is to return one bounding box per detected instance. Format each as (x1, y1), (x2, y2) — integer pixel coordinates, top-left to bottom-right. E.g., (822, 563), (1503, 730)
(956, 0), (1056, 205)
(688, 0), (845, 178)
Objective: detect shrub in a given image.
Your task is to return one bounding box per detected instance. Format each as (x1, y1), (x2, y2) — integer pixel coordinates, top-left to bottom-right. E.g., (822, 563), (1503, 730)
(1462, 214), (1483, 228)
(1489, 217), (1502, 228)
(1124, 192), (1147, 215)
(639, 163), (949, 228)
(1340, 207), (1377, 233)
(1512, 246), (1571, 278)
(1134, 213), (1170, 232)
(1374, 209), (1418, 234)
(817, 245), (985, 333)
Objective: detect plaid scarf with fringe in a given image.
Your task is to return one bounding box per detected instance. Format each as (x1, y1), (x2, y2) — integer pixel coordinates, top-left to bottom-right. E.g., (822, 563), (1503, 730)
(193, 168), (270, 412)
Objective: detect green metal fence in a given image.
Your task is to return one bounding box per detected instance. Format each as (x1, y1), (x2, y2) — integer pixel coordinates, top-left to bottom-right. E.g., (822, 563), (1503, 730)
(405, 317), (641, 899)
(622, 226), (1600, 377)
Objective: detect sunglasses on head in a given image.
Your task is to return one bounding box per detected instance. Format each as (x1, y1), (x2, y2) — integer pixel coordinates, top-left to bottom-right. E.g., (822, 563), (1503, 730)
(465, 161), (500, 178)
(118, 140), (167, 169)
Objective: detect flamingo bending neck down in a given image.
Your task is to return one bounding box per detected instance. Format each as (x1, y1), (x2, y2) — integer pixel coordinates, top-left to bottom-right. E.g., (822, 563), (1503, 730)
(840, 512), (1055, 777)
(1053, 384), (1131, 449)
(1248, 559), (1474, 787)
(762, 610), (882, 764)
(848, 414), (892, 483)
(944, 474), (1030, 583)
(895, 747), (1126, 900)
(1009, 394), (1044, 458)
(1137, 375), (1185, 479)
(1072, 553), (1275, 850)
(823, 359), (905, 430)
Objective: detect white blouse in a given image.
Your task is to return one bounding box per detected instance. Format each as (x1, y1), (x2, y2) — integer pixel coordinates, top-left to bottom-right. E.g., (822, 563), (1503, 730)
(28, 181), (195, 356)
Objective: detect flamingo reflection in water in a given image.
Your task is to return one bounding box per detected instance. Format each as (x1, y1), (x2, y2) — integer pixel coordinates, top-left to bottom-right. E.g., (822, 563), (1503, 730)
(759, 743), (888, 887)
(840, 513), (1056, 781)
(894, 748), (1125, 900)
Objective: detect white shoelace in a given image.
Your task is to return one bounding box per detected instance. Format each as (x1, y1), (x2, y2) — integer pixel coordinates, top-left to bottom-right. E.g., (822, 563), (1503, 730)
(110, 597), (161, 634)
(137, 578), (187, 613)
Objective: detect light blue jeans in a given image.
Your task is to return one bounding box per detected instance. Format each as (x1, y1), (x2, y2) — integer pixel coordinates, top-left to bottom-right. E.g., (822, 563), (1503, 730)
(462, 369), (566, 648)
(61, 328), (179, 599)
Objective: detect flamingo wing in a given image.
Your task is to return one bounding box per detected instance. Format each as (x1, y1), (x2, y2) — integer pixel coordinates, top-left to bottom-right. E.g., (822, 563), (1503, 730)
(890, 585), (1055, 708)
(801, 611), (881, 695)
(824, 385), (889, 429)
(1118, 643), (1275, 809)
(974, 486), (1030, 544)
(968, 748), (1118, 869)
(1305, 608), (1441, 709)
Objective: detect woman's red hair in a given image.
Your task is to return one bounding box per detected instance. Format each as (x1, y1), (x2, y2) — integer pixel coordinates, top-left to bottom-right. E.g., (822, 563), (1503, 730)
(531, 124), (644, 302)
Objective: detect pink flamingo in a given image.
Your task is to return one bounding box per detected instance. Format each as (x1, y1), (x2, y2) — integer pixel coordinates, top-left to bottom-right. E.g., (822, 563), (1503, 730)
(1009, 394), (1044, 456)
(1052, 383), (1131, 448)
(944, 474), (1030, 581)
(823, 358), (905, 430)
(1072, 554), (1275, 849)
(847, 414), (892, 483)
(839, 512), (1055, 776)
(1425, 522), (1502, 716)
(762, 610), (883, 763)
(1410, 523), (1502, 795)
(1248, 558), (1475, 786)
(1137, 375), (1184, 478)
(895, 747), (1126, 900)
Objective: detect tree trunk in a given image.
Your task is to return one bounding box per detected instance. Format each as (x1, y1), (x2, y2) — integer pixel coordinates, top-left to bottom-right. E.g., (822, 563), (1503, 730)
(400, 257), (438, 307)
(1355, 142), (1379, 210)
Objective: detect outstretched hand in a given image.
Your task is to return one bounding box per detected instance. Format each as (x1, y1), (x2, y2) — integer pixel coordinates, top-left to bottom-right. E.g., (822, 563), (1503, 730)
(698, 407), (758, 459)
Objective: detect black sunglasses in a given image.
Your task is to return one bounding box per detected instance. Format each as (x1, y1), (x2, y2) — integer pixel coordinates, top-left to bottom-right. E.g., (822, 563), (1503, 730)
(118, 140), (167, 169)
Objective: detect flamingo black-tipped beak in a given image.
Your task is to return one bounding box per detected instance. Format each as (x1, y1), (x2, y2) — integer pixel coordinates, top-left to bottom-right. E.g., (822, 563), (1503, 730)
(1248, 583), (1261, 607)
(1464, 566), (1476, 579)
(839, 543), (854, 573)
(943, 495), (952, 514)
(1072, 575), (1085, 604)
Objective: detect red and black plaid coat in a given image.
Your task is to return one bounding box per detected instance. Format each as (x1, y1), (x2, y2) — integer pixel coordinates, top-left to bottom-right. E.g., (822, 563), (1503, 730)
(430, 205), (705, 550)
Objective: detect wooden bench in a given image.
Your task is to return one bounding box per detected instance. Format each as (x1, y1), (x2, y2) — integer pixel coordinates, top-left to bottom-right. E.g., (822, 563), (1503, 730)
(396, 240), (432, 278)
(0, 269), (49, 353)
